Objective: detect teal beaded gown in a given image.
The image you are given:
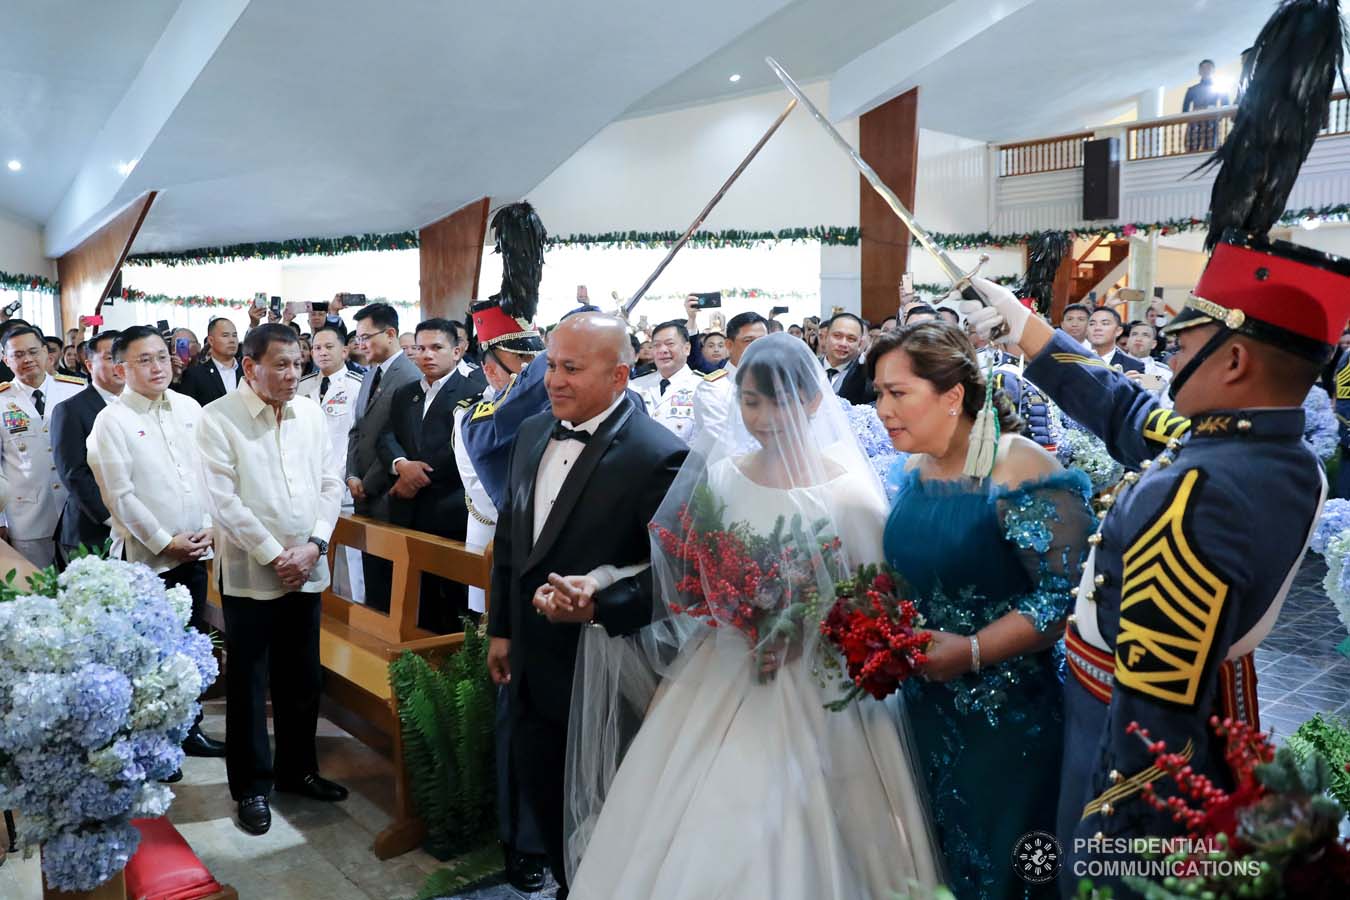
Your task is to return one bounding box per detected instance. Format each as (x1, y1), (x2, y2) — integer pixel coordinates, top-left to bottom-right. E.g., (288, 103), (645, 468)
(884, 462), (1093, 899)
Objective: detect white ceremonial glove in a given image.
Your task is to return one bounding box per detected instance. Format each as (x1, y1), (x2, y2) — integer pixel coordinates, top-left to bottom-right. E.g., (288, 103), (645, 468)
(957, 277), (1031, 346)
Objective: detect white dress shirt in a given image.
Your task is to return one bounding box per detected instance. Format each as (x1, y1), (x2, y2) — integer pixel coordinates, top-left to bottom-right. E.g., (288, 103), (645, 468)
(195, 380), (343, 600)
(531, 393), (645, 594)
(419, 371), (453, 421)
(212, 356), (239, 389)
(87, 388), (211, 573)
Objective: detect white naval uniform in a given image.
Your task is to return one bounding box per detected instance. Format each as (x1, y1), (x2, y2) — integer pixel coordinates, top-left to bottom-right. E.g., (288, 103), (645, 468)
(636, 365), (701, 444)
(688, 362), (736, 454)
(0, 373), (87, 567)
(298, 366), (365, 601)
(452, 397), (496, 614)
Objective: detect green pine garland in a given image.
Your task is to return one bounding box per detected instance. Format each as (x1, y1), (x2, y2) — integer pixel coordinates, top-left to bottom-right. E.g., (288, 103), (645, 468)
(0, 269), (58, 295)
(116, 288), (418, 309)
(115, 201), (1350, 268)
(388, 621), (497, 861)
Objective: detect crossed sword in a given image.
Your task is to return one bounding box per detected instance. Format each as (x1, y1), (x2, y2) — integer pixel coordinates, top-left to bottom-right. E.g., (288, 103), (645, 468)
(623, 57), (991, 319)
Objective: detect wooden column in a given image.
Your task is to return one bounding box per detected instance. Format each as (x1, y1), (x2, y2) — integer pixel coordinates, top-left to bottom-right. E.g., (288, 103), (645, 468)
(859, 88), (919, 326)
(419, 197), (490, 322)
(56, 192), (156, 331)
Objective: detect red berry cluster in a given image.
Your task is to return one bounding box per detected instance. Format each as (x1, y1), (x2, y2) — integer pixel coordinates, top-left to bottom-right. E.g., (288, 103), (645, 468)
(820, 568), (931, 703)
(650, 507), (839, 648)
(1128, 716), (1274, 836)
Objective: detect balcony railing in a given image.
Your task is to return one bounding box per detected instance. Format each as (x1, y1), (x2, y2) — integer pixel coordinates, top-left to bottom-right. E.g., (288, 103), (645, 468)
(996, 91), (1350, 175)
(997, 131), (1093, 177)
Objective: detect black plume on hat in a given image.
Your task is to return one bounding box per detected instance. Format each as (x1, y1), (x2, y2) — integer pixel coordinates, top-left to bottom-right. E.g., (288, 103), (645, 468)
(1200, 0), (1347, 250)
(489, 202), (547, 324)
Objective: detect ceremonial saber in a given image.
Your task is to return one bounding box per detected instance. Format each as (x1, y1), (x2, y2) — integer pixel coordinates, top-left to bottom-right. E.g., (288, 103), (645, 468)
(623, 97), (798, 316)
(764, 56), (996, 319)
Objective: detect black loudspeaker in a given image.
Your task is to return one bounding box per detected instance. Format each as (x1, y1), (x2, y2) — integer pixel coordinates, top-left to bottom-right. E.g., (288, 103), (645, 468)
(1083, 137), (1120, 220)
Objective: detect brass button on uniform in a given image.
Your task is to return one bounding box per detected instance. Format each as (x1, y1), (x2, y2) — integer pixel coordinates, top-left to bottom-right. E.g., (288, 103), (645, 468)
(1094, 573), (1108, 588)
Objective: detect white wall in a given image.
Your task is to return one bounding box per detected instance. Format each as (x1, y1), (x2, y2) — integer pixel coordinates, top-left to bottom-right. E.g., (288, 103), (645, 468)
(527, 84), (1010, 316)
(0, 208), (55, 278)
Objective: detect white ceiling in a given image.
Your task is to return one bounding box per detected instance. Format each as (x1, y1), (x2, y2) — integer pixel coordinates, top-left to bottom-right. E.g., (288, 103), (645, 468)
(623, 0), (955, 117)
(0, 0), (1309, 256)
(0, 0), (183, 224)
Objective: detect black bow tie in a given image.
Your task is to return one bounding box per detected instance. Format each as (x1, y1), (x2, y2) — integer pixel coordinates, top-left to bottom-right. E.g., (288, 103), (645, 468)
(551, 422), (592, 444)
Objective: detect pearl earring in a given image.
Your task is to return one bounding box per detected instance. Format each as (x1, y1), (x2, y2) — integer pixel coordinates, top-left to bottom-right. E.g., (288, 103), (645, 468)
(948, 408), (958, 417)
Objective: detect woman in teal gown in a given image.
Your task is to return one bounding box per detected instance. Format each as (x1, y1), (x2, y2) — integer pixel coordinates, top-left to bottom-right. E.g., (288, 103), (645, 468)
(869, 323), (1094, 899)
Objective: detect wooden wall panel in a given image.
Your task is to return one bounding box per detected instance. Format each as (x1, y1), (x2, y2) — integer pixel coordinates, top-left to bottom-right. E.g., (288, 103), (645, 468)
(56, 192), (155, 331)
(859, 89), (919, 326)
(419, 197), (490, 322)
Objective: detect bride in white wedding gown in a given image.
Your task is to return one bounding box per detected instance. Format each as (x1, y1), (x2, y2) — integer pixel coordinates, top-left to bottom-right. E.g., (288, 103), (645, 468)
(565, 335), (942, 899)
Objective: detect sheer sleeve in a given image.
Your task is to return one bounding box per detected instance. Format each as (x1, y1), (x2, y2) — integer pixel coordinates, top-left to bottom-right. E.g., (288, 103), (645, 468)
(995, 471), (1095, 633)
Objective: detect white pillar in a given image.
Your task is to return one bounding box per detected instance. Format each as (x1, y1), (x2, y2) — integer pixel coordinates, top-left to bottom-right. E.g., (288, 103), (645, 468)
(1136, 87), (1165, 121)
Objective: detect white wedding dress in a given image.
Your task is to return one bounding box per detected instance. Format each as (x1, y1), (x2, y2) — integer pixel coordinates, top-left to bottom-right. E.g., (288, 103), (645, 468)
(569, 458), (942, 899)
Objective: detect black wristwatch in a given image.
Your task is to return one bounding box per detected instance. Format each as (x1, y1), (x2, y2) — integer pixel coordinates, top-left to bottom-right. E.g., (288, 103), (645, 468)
(307, 536), (329, 555)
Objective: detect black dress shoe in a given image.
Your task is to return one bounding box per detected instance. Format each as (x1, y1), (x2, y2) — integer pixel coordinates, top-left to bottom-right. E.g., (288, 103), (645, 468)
(238, 795), (271, 835)
(182, 726), (227, 758)
(275, 773), (348, 802)
(504, 849), (547, 893)
(159, 769), (183, 784)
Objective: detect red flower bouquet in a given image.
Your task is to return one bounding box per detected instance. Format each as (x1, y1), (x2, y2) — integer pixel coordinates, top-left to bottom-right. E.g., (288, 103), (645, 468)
(649, 484), (843, 683)
(819, 563), (931, 711)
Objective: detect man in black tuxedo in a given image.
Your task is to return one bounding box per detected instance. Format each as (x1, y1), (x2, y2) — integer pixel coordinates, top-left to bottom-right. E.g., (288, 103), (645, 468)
(177, 317), (242, 407)
(51, 330), (123, 565)
(486, 313), (686, 898)
(820, 312), (876, 404)
(377, 318), (484, 632)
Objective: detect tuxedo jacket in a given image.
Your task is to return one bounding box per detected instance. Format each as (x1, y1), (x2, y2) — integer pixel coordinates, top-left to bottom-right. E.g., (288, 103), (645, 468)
(376, 372), (483, 536)
(176, 359), (242, 408)
(830, 357), (876, 405)
(50, 385), (111, 551)
(346, 352), (420, 517)
(1103, 348), (1146, 374)
(486, 397), (687, 722)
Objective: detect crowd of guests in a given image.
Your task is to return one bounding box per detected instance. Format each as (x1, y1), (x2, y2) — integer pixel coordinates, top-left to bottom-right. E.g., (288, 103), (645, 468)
(0, 282), (1187, 868)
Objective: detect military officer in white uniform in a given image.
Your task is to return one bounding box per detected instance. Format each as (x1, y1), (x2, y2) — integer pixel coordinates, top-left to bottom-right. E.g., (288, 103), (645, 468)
(688, 311), (769, 453)
(298, 324), (364, 600)
(633, 320), (701, 444)
(0, 326), (86, 567)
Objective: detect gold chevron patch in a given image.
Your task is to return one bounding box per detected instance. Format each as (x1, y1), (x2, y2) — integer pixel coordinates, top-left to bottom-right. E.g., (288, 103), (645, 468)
(1142, 408), (1191, 446)
(1116, 469), (1228, 707)
(1337, 358), (1350, 400)
(1050, 352), (1109, 368)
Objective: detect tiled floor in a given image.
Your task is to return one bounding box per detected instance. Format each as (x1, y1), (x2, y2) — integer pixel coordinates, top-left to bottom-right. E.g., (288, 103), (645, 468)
(1252, 555), (1350, 742)
(2, 562), (1345, 900)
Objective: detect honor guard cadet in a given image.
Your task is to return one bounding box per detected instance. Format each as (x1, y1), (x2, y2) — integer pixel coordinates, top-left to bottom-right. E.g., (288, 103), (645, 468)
(632, 320), (701, 443)
(962, 4), (1350, 874)
(968, 229), (1346, 890)
(1334, 349), (1350, 497)
(0, 325), (86, 567)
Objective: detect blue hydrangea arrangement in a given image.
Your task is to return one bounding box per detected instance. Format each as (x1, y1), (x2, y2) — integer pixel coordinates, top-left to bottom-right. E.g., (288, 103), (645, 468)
(1310, 499), (1350, 652)
(838, 397), (904, 486)
(1302, 385), (1339, 462)
(0, 555), (217, 891)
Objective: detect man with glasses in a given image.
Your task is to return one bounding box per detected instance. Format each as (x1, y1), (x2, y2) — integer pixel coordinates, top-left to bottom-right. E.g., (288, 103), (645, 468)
(51, 330), (123, 567)
(345, 303), (418, 612)
(87, 325), (225, 760)
(0, 326), (86, 566)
